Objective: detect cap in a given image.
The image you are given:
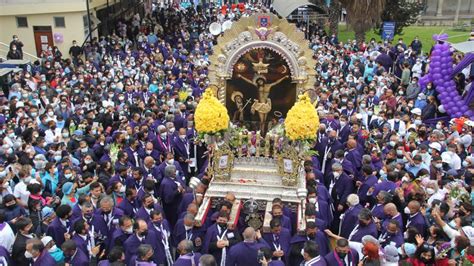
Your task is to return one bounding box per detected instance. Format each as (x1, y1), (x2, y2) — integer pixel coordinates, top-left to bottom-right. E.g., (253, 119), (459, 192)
(41, 206), (54, 219)
(62, 182), (74, 195)
(384, 244), (399, 262)
(411, 108), (421, 116)
(429, 142), (442, 152)
(74, 130), (83, 136)
(462, 226), (474, 245)
(398, 242), (416, 257)
(41, 236), (53, 246)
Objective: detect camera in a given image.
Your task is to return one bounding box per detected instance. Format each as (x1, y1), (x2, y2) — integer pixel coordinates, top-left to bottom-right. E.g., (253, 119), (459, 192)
(257, 250), (264, 262)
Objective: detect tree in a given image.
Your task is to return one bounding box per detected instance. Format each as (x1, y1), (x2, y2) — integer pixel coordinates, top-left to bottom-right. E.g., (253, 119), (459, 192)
(375, 0), (424, 36)
(328, 0), (342, 36)
(339, 0), (386, 43)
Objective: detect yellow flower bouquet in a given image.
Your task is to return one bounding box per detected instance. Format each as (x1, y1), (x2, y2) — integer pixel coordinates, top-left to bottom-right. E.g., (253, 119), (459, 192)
(194, 89), (229, 137)
(285, 93), (319, 141)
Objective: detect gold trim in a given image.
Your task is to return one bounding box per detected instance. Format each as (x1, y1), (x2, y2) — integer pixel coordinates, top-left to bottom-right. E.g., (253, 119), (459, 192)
(208, 13), (318, 105)
(276, 148), (299, 187)
(210, 144), (234, 181)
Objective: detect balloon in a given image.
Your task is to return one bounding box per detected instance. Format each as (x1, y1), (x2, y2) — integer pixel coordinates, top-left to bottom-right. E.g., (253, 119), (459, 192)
(433, 74), (442, 80)
(438, 105), (446, 113)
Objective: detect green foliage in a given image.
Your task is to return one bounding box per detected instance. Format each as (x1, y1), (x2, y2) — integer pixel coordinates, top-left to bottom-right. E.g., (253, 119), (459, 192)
(375, 0), (424, 36)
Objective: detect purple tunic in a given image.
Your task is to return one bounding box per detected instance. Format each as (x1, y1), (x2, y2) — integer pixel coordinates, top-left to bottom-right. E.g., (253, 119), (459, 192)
(339, 205), (363, 238)
(227, 239), (270, 266)
(324, 249), (359, 266)
(173, 253), (202, 266)
(262, 228), (291, 263)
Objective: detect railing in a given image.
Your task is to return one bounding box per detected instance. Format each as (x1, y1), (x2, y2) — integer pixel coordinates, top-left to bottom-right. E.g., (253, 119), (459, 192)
(0, 41), (39, 62)
(0, 0), (80, 4)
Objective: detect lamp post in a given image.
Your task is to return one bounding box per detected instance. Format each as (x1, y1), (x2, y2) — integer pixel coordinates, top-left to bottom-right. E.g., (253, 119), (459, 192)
(296, 187), (308, 230)
(86, 0), (93, 42)
(189, 176), (201, 200)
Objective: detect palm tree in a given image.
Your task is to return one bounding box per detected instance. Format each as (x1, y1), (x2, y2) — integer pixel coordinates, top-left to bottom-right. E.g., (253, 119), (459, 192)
(328, 0), (342, 36)
(339, 0), (386, 43)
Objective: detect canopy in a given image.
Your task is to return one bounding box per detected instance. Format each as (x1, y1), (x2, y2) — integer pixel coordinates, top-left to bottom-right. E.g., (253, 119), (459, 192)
(272, 0), (318, 18)
(451, 41), (474, 54)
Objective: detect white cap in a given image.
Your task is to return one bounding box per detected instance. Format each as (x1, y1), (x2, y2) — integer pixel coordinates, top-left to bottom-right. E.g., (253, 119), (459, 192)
(411, 108), (421, 116)
(41, 236), (53, 246)
(429, 142), (442, 152)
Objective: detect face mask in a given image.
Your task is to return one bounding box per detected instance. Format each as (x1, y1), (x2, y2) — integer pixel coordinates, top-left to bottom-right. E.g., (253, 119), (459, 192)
(389, 141), (396, 147)
(139, 230), (148, 237)
(404, 206), (411, 215)
(48, 111), (54, 117)
(333, 171), (340, 178)
(179, 135), (186, 140)
(167, 159), (174, 165)
(49, 245), (58, 253)
(397, 150), (403, 156)
(308, 198), (316, 204)
(340, 121), (346, 127)
(218, 223), (227, 229)
(169, 128), (176, 133)
(435, 163), (442, 169)
(81, 147), (88, 153)
(24, 251), (33, 258)
(402, 176), (410, 183)
(65, 173), (73, 179)
(23, 177), (32, 184)
(62, 133), (69, 138)
(337, 252), (347, 259)
(54, 155), (62, 162)
(119, 186), (126, 193)
(160, 133), (167, 138)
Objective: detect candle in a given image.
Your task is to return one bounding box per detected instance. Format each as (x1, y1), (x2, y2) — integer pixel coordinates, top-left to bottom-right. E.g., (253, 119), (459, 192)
(273, 134), (279, 157)
(255, 131), (261, 157)
(264, 133), (271, 157)
(238, 132), (243, 157)
(247, 132), (252, 157)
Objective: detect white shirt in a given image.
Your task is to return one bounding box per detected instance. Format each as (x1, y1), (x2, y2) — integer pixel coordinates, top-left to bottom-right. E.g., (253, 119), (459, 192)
(13, 181), (30, 205)
(0, 223), (15, 252)
(44, 128), (62, 144)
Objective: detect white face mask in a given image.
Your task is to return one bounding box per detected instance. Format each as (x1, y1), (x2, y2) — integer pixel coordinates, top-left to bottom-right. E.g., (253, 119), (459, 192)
(426, 188), (435, 195)
(49, 245), (58, 252)
(462, 161), (469, 167)
(125, 227), (133, 234)
(436, 124), (442, 129)
(24, 250), (33, 258)
(404, 206), (411, 215)
(435, 163), (443, 169)
(167, 159), (174, 165)
(184, 225), (193, 231)
(119, 185), (126, 193)
(308, 198), (317, 204)
(333, 171), (340, 178)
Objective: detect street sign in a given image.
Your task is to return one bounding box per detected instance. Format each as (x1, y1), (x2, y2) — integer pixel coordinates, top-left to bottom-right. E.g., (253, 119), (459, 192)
(382, 21), (396, 41)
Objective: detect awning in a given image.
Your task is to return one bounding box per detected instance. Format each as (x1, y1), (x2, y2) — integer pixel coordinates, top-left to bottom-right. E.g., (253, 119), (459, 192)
(451, 41), (474, 54)
(272, 0), (318, 18)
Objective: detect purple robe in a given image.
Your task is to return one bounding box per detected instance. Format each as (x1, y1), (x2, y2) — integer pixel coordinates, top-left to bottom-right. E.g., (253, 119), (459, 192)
(173, 253), (202, 266)
(339, 204), (363, 238)
(381, 213), (403, 233)
(338, 125), (351, 144)
(118, 197), (140, 218)
(346, 149), (362, 173)
(135, 204), (164, 223)
(305, 256), (328, 266)
(289, 232), (330, 266)
(172, 136), (191, 177)
(313, 200), (333, 225)
(202, 224), (240, 264)
(159, 176), (185, 227)
(372, 180), (397, 197)
(0, 246), (10, 266)
(348, 222), (378, 242)
(330, 173), (354, 208)
(94, 207), (124, 244)
(147, 220), (172, 265)
(324, 249), (359, 266)
(124, 232), (162, 265)
(67, 247), (89, 266)
(262, 228), (291, 263)
(378, 231), (404, 247)
(109, 228), (131, 249)
(46, 217), (69, 247)
(172, 218), (204, 249)
(177, 192), (194, 216)
(156, 161), (185, 183)
(227, 239), (270, 266)
(357, 175), (378, 204)
(371, 204), (386, 220)
(72, 234), (91, 258)
(406, 212), (427, 237)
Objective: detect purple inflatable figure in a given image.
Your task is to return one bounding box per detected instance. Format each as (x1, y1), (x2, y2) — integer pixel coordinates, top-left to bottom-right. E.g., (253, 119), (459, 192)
(419, 34), (474, 119)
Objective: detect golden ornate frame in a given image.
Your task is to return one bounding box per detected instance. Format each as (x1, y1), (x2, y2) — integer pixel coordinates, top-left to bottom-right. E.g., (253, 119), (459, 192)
(208, 13), (317, 105)
(209, 144), (235, 181)
(276, 148), (299, 187)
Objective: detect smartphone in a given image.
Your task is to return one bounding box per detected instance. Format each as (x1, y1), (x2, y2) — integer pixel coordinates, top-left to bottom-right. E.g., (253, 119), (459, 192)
(257, 250), (264, 262)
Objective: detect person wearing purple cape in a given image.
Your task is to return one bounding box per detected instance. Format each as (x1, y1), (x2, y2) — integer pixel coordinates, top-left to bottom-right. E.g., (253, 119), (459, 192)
(109, 216), (133, 250)
(378, 220), (404, 248)
(173, 213), (204, 251)
(135, 193), (164, 223)
(404, 200), (428, 237)
(174, 240), (202, 266)
(147, 210), (173, 266)
(46, 204), (72, 248)
(134, 244), (158, 266)
(117, 187), (140, 219)
(301, 241), (328, 266)
(26, 238), (56, 266)
(347, 208), (378, 243)
(288, 221), (330, 266)
(324, 239), (359, 266)
(61, 240), (90, 266)
(339, 194), (363, 239)
(262, 218), (291, 263)
(227, 227), (270, 266)
(123, 219), (162, 265)
(202, 211), (241, 266)
(158, 164), (186, 227)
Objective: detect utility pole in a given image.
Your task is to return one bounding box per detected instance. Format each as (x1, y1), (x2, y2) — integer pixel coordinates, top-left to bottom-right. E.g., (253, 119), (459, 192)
(86, 0), (93, 42)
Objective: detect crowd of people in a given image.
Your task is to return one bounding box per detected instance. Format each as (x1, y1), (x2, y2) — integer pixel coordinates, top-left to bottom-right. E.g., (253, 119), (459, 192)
(0, 2), (473, 266)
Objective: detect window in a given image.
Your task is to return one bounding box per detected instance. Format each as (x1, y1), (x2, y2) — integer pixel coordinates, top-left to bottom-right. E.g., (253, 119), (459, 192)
(16, 16), (28, 28)
(83, 15), (89, 36)
(54, 17), (65, 28)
